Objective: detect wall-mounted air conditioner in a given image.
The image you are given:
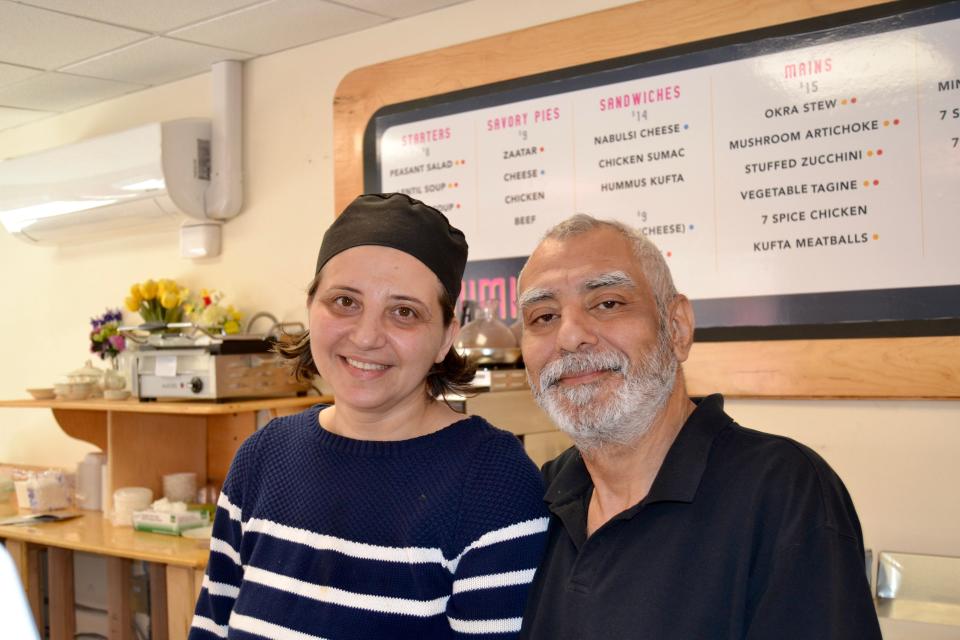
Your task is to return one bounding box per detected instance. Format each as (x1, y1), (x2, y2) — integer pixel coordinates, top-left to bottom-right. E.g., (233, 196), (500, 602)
(0, 119), (211, 243)
(0, 61), (242, 253)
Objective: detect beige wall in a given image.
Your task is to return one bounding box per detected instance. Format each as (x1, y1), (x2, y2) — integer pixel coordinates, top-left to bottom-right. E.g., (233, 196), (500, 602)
(725, 398), (960, 559)
(0, 0), (956, 561)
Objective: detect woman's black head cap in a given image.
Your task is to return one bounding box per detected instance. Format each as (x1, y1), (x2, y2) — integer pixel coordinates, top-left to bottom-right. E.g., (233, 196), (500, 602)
(315, 193), (468, 301)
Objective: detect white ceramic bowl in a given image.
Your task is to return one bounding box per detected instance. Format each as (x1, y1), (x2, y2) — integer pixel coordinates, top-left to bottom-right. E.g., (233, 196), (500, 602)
(26, 388), (55, 400)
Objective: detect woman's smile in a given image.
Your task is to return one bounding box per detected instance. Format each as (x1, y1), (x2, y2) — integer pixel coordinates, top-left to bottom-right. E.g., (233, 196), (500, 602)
(341, 355), (390, 372)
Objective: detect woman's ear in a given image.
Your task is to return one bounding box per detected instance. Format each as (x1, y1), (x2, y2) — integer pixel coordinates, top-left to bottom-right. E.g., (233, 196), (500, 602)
(437, 317), (460, 363)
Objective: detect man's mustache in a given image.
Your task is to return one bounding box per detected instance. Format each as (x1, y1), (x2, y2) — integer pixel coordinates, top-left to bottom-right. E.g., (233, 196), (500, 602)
(538, 350), (628, 390)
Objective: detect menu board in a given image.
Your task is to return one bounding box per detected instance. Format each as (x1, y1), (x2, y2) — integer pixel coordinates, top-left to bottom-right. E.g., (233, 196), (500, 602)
(366, 2), (960, 337)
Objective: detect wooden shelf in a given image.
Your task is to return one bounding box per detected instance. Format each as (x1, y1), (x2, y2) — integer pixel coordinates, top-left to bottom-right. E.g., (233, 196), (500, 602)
(1, 394), (333, 512)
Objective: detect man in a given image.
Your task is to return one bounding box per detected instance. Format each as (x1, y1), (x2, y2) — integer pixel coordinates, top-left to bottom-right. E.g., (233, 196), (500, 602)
(516, 214), (881, 639)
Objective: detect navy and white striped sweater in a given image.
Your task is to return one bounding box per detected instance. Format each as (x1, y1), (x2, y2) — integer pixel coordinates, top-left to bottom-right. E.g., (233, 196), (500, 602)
(189, 405), (549, 640)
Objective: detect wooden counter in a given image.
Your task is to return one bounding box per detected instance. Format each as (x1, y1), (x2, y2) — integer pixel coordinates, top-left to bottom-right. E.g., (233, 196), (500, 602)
(0, 395), (330, 640)
(0, 511), (209, 568)
(1, 511), (211, 640)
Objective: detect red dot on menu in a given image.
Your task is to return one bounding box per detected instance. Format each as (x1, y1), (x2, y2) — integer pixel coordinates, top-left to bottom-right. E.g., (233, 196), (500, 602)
(877, 149), (883, 156)
(851, 97), (857, 104)
(894, 118), (900, 125)
(873, 179), (879, 186)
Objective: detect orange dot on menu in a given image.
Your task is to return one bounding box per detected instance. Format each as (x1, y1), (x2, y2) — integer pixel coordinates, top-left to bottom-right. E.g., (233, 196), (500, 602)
(867, 150), (874, 157)
(873, 233), (879, 240)
(666, 251), (673, 257)
(841, 99), (848, 105)
(863, 180), (870, 187)
(883, 120), (890, 126)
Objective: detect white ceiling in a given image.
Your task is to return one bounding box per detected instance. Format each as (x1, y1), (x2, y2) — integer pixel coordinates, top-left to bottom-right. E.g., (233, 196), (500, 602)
(0, 0), (467, 132)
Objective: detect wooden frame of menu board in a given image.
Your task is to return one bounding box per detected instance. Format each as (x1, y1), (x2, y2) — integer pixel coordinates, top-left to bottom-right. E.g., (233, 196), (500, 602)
(333, 0), (960, 399)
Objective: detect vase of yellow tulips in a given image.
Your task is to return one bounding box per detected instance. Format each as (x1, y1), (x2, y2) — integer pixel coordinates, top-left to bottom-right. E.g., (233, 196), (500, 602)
(125, 279), (190, 328)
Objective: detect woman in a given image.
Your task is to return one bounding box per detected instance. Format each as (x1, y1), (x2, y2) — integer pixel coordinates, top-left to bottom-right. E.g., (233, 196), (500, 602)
(190, 193), (549, 639)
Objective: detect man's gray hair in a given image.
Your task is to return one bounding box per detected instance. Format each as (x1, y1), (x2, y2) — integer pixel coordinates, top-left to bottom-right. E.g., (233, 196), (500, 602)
(535, 214), (678, 320)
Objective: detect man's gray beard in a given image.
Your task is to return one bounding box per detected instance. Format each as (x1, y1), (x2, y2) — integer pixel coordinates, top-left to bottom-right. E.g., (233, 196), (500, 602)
(529, 329), (678, 453)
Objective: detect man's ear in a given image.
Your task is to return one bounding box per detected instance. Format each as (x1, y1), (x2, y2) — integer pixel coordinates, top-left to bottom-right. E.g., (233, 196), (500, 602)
(667, 294), (695, 363)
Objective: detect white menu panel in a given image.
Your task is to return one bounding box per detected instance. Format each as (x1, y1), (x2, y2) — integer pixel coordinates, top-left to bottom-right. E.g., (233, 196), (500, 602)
(376, 8), (960, 308)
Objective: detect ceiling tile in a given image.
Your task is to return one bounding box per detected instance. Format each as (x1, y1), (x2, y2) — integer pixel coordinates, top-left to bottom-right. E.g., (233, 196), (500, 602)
(0, 2), (148, 70)
(63, 37), (255, 86)
(18, 0), (266, 33)
(0, 63), (43, 89)
(336, 0), (467, 19)
(0, 72), (142, 111)
(170, 0), (389, 56)
(0, 105), (52, 131)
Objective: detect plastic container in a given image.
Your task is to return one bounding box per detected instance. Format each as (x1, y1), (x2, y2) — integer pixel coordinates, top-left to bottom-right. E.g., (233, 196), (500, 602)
(12, 470), (71, 512)
(75, 452), (106, 511)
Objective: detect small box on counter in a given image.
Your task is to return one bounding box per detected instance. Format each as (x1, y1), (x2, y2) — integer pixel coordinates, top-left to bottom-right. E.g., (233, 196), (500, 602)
(132, 508), (209, 536)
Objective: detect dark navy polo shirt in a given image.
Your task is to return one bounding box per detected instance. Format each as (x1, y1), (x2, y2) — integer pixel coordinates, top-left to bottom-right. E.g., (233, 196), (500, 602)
(519, 394), (881, 640)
